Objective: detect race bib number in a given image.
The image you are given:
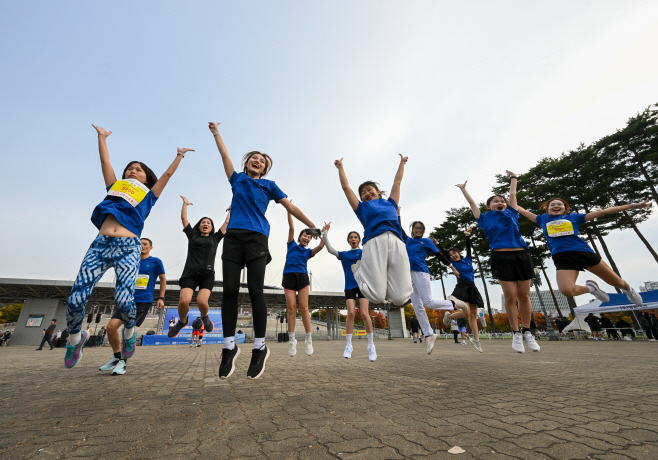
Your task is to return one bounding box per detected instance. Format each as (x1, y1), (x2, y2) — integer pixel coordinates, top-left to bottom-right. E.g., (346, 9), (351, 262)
(107, 179), (149, 207)
(546, 219), (574, 237)
(135, 274), (149, 290)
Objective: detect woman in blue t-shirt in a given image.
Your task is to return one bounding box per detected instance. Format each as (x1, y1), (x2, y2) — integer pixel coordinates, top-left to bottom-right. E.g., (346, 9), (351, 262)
(283, 209), (327, 357)
(65, 124), (192, 369)
(333, 154), (413, 307)
(209, 122), (319, 380)
(457, 171), (539, 354)
(517, 196), (650, 307)
(323, 225), (377, 361)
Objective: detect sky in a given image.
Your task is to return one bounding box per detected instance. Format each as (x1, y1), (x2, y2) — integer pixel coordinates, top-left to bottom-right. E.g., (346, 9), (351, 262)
(2, 1), (658, 311)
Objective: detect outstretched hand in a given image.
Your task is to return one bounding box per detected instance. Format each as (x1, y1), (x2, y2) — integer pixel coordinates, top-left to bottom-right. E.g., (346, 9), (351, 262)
(398, 153), (408, 163)
(91, 124), (112, 137)
(322, 221), (331, 232)
(431, 237), (439, 245)
(464, 226), (473, 236)
(177, 148), (195, 156)
(506, 170), (517, 177)
(208, 122), (220, 134)
(180, 196), (192, 206)
(635, 199), (652, 209)
(334, 158), (344, 169)
(455, 181), (468, 190)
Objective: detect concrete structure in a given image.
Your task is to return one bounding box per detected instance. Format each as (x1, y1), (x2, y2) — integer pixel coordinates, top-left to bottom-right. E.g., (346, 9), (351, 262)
(639, 281), (658, 292)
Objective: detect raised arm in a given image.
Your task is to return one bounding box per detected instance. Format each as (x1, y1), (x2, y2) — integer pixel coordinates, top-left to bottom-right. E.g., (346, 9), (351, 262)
(334, 158), (359, 211)
(220, 207), (231, 234)
(279, 198), (316, 229)
(208, 122), (235, 180)
(310, 223), (329, 257)
(398, 207), (407, 239)
(585, 199), (651, 221)
(321, 223), (339, 259)
(389, 154), (408, 205)
(180, 196), (192, 228)
(287, 208), (295, 243)
(464, 228), (473, 258)
(91, 124), (116, 187)
(151, 148), (193, 197)
(455, 181), (481, 219)
(516, 206), (538, 223)
(431, 237), (452, 262)
(506, 170), (519, 209)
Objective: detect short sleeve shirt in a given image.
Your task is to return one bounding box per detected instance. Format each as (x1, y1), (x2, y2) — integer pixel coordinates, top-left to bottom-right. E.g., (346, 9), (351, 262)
(337, 248), (362, 290)
(354, 197), (403, 245)
(180, 224), (224, 278)
(404, 235), (440, 273)
(475, 207), (528, 251)
(283, 240), (313, 275)
(535, 213), (593, 255)
(452, 256), (475, 283)
(91, 180), (158, 237)
(227, 172), (287, 237)
(134, 256), (165, 303)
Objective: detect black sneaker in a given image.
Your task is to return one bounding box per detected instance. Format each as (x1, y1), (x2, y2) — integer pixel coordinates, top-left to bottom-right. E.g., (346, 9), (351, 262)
(218, 347), (240, 379)
(167, 317), (188, 338)
(201, 315), (214, 333)
(247, 345), (270, 379)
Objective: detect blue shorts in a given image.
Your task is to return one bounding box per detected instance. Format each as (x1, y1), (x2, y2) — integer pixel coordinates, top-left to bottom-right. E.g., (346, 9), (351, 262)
(459, 326), (467, 333)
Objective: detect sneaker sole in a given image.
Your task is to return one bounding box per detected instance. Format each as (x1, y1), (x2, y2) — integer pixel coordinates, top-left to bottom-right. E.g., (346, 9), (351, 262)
(470, 338), (483, 353)
(247, 347), (270, 380)
(219, 347), (240, 380)
(167, 320), (189, 338)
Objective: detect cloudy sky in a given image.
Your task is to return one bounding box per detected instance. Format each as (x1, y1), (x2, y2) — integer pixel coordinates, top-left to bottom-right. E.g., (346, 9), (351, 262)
(2, 1), (658, 310)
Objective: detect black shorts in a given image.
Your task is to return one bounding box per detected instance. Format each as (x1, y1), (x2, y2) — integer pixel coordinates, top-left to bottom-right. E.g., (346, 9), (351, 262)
(179, 270), (215, 291)
(490, 250), (534, 282)
(450, 279), (484, 308)
(222, 229), (272, 267)
(112, 302), (151, 327)
(552, 251), (602, 271)
(344, 287), (365, 301)
(282, 273), (310, 291)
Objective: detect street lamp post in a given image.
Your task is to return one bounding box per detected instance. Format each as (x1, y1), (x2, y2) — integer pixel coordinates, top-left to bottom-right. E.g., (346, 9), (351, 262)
(532, 267), (560, 341)
(385, 302), (393, 340)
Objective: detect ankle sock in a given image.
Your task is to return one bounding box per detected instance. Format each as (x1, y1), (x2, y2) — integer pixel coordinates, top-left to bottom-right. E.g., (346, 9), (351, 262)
(114, 352), (122, 360)
(346, 334), (353, 346)
(367, 332), (374, 346)
(305, 333), (312, 342)
(254, 337), (265, 349)
(123, 327), (134, 340)
(512, 330), (520, 335)
(224, 336), (235, 350)
(69, 332), (81, 346)
(521, 327), (530, 334)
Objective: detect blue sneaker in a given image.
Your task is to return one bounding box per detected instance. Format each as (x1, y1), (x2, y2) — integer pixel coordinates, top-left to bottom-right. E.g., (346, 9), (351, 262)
(99, 357), (120, 371)
(64, 331), (89, 369)
(112, 360), (127, 375)
(121, 330), (137, 360)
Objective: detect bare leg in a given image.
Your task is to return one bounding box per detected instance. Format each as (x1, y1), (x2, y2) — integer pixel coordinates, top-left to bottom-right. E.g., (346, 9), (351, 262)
(587, 260), (631, 291)
(359, 298), (373, 333)
(556, 270), (589, 297)
(106, 318), (122, 353)
(516, 280), (532, 329)
(468, 303), (480, 341)
(196, 289), (211, 317)
(345, 299), (356, 334)
(285, 291), (298, 334)
(177, 288), (194, 323)
(298, 289), (312, 333)
(499, 281), (519, 331)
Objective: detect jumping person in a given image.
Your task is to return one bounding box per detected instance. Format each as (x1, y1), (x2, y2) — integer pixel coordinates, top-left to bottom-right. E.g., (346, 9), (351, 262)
(168, 196), (230, 338)
(65, 124), (191, 368)
(399, 209), (468, 355)
(283, 210), (327, 357)
(99, 237), (165, 375)
(323, 225), (377, 361)
(437, 227), (485, 353)
(456, 172), (539, 353)
(516, 197), (650, 306)
(209, 122), (319, 379)
(333, 155), (412, 309)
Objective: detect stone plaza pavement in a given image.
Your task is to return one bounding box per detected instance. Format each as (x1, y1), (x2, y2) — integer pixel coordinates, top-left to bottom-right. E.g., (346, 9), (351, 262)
(1, 338), (657, 460)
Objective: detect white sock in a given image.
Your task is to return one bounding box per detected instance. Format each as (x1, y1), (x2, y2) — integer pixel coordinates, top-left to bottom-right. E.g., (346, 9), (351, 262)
(254, 337), (265, 349)
(224, 336), (235, 350)
(346, 334), (353, 346)
(367, 332), (374, 346)
(587, 284), (596, 294)
(69, 332), (81, 346)
(123, 327), (134, 340)
(288, 331), (295, 341)
(305, 333), (312, 342)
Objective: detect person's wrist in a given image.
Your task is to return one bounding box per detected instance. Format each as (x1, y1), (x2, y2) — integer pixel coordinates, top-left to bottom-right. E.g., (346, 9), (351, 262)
(158, 297), (165, 300)
(631, 203), (636, 209)
(212, 132), (220, 136)
(510, 176), (518, 180)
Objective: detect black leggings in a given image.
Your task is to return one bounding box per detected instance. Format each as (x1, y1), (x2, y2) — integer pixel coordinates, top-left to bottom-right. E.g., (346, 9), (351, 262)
(453, 331), (459, 343)
(222, 256), (268, 338)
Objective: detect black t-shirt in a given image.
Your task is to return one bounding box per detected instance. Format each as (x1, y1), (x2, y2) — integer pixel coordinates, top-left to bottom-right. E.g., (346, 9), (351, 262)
(181, 224), (224, 278)
(410, 318), (420, 330)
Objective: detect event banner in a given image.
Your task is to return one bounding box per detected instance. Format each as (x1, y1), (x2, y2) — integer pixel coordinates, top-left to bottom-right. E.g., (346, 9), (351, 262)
(163, 308), (222, 334)
(142, 334), (245, 346)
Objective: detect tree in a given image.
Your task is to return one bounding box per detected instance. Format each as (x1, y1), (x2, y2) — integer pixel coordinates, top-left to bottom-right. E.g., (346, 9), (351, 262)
(0, 304), (22, 324)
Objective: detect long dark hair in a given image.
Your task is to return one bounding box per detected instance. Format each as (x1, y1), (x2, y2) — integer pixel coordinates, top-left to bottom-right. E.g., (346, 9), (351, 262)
(122, 161), (158, 189)
(357, 181), (387, 199)
(193, 217), (215, 236)
(242, 151), (273, 178)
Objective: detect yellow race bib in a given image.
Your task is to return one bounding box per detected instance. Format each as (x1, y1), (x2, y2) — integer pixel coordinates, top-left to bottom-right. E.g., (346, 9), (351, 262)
(108, 179), (149, 207)
(546, 219), (574, 237)
(135, 274), (149, 290)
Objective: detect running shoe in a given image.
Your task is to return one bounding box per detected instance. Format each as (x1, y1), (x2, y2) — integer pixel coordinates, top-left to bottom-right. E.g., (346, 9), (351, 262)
(112, 360), (127, 375)
(585, 280), (610, 303)
(121, 330), (137, 360)
(99, 357), (120, 371)
(426, 334), (437, 355)
(367, 345), (377, 362)
(469, 337), (483, 353)
(190, 344), (194, 348)
(201, 315), (214, 333)
(289, 339), (297, 356)
(218, 347), (241, 379)
(167, 317), (189, 338)
(624, 287), (643, 306)
(413, 339), (417, 343)
(305, 340), (314, 356)
(448, 296), (469, 314)
(523, 331), (540, 352)
(343, 345), (353, 359)
(64, 331), (89, 369)
(247, 345), (270, 379)
(443, 312), (451, 327)
(512, 332), (525, 353)
(461, 341), (466, 345)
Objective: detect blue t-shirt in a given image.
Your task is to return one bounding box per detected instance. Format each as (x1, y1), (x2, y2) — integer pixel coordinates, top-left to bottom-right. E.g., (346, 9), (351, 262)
(475, 207), (528, 251)
(536, 213), (593, 255)
(354, 197), (403, 245)
(227, 172), (287, 237)
(337, 249), (362, 290)
(452, 256), (475, 283)
(404, 235), (440, 273)
(91, 181), (158, 237)
(133, 256), (165, 303)
(283, 240), (313, 275)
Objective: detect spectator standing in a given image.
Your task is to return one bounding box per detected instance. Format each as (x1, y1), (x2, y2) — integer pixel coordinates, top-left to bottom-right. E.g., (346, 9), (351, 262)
(650, 313), (658, 339)
(410, 316), (421, 343)
(584, 313), (603, 340)
(615, 318), (634, 340)
(37, 319), (57, 350)
(640, 313), (655, 341)
(599, 313), (619, 340)
(457, 317), (468, 345)
(450, 319), (460, 344)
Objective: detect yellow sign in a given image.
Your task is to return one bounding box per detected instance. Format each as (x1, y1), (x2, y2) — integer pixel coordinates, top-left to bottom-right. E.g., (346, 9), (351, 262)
(546, 219), (574, 237)
(108, 179), (149, 207)
(341, 330), (368, 336)
(135, 274), (149, 290)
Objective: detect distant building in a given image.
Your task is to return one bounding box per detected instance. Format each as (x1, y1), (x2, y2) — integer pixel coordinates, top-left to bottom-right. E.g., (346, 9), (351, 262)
(639, 281), (658, 292)
(501, 289), (570, 317)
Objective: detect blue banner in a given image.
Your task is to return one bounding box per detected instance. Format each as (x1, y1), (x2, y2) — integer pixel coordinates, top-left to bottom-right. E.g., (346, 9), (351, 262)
(163, 308), (222, 334)
(142, 334), (246, 346)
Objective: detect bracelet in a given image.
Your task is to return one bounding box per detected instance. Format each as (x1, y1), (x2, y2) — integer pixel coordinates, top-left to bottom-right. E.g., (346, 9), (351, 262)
(213, 132), (220, 136)
(177, 153), (185, 157)
(510, 176), (518, 180)
(158, 297), (165, 300)
(632, 203), (636, 209)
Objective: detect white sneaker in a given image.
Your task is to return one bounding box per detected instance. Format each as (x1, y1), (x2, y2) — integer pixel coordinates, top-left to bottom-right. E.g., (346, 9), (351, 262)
(448, 296), (469, 315)
(288, 339), (297, 356)
(367, 345), (377, 361)
(512, 332), (525, 353)
(426, 334), (437, 355)
(623, 336), (633, 341)
(343, 345), (353, 359)
(443, 312), (451, 327)
(305, 340), (314, 355)
(624, 287), (643, 306)
(585, 280), (610, 302)
(523, 331), (540, 352)
(649, 339), (657, 342)
(461, 341), (466, 345)
(469, 337), (483, 353)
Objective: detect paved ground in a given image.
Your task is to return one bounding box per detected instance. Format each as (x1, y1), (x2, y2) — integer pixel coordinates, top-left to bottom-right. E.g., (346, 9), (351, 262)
(1, 337), (657, 460)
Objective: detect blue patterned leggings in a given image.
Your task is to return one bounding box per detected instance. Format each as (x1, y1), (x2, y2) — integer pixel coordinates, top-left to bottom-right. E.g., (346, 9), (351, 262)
(67, 235), (141, 334)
